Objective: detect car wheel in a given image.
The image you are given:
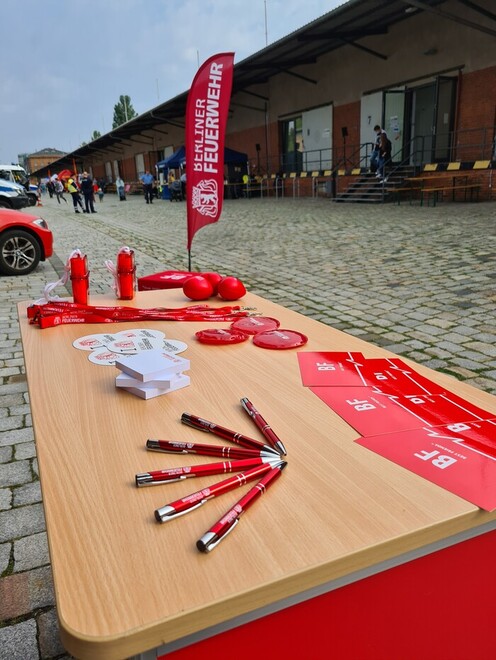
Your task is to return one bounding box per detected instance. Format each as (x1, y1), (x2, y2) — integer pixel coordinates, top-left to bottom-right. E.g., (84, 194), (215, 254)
(0, 200), (11, 209)
(0, 229), (42, 275)
(28, 195), (37, 207)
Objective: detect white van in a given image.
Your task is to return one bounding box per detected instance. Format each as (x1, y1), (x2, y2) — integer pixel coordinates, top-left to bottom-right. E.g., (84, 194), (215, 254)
(0, 164), (37, 206)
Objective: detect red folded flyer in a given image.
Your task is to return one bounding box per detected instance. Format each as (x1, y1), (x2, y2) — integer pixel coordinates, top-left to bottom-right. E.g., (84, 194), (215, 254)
(310, 386), (494, 436)
(297, 351), (365, 387)
(354, 357), (447, 396)
(355, 419), (496, 511)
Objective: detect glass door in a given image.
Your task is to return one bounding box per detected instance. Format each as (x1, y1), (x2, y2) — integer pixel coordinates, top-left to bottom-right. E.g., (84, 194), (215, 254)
(383, 89), (406, 163)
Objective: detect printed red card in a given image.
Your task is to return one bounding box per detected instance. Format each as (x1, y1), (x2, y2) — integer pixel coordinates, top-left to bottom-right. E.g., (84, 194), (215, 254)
(297, 351), (365, 387)
(310, 386), (494, 436)
(355, 419), (496, 511)
(355, 358), (446, 396)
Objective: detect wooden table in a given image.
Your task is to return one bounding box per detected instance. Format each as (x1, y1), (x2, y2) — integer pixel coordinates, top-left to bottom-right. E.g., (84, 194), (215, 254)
(18, 290), (496, 660)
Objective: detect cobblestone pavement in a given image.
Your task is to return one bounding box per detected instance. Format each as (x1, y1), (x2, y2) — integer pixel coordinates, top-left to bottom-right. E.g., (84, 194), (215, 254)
(1, 192), (495, 658)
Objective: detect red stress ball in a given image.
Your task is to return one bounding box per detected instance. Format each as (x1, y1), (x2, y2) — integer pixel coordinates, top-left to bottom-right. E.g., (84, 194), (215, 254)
(183, 275), (214, 301)
(217, 276), (246, 301)
(201, 272), (223, 295)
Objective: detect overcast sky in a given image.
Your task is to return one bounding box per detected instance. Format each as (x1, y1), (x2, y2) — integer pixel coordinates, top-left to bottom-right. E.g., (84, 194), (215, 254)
(0, 0), (343, 164)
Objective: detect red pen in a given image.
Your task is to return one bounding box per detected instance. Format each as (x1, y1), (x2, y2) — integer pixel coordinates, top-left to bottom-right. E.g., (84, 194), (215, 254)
(155, 461), (283, 522)
(196, 462), (287, 552)
(181, 412), (280, 456)
(146, 439), (277, 460)
(240, 397), (287, 456)
(135, 455), (281, 487)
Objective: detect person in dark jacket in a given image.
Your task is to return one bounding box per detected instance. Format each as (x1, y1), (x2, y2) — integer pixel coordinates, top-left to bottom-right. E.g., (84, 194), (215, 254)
(80, 172), (97, 213)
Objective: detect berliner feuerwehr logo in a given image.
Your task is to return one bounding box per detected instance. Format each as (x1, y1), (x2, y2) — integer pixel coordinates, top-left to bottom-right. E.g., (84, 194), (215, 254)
(192, 179), (218, 217)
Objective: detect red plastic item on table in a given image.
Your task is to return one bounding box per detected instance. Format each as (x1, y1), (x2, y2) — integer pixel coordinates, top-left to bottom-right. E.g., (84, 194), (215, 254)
(195, 329), (249, 345)
(183, 276), (214, 301)
(137, 271), (197, 291)
(70, 254), (89, 305)
(117, 248), (136, 300)
(202, 272), (223, 295)
(230, 316), (280, 335)
(252, 329), (308, 349)
(217, 277), (246, 301)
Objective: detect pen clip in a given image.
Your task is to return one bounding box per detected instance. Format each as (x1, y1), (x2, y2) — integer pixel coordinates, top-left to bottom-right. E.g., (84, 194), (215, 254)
(155, 499), (206, 522)
(146, 440), (189, 454)
(135, 474), (187, 487)
(240, 398), (254, 416)
(197, 518), (239, 552)
(181, 415), (209, 432)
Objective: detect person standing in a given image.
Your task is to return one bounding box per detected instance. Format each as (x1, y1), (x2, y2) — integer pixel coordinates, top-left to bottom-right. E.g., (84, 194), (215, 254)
(370, 124), (390, 181)
(116, 176), (125, 201)
(80, 172), (97, 213)
(66, 175), (85, 214)
(54, 179), (68, 204)
(140, 170), (155, 204)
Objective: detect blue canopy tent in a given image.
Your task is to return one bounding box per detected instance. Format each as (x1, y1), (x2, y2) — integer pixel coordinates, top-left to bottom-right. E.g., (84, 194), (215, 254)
(156, 146), (248, 199)
(156, 146), (248, 169)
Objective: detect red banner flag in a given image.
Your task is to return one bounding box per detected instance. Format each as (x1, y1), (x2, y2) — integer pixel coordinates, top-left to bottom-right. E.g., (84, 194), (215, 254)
(186, 53), (235, 250)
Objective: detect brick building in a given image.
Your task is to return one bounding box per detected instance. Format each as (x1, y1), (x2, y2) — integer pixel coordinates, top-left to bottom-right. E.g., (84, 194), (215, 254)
(32, 0), (495, 199)
(24, 148), (66, 175)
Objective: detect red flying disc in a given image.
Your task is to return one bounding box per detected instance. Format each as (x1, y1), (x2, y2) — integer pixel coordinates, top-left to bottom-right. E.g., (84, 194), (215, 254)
(195, 329), (249, 345)
(252, 329), (308, 349)
(230, 316), (280, 335)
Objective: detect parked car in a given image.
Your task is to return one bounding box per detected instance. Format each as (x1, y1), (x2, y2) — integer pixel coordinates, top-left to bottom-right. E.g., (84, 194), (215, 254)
(0, 208), (53, 275)
(0, 164), (37, 206)
(0, 177), (30, 210)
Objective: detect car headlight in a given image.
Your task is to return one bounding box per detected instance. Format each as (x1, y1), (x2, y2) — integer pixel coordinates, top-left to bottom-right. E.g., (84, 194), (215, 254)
(33, 218), (48, 229)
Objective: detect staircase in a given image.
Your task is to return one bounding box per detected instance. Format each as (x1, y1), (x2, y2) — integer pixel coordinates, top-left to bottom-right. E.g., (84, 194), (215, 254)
(333, 165), (416, 203)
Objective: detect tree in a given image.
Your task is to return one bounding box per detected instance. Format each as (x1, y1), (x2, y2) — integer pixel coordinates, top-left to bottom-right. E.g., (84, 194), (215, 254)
(91, 130), (101, 141)
(112, 95), (138, 128)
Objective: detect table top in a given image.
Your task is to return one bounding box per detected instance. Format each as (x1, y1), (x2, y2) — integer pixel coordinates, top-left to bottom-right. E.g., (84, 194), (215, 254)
(18, 290), (496, 659)
(405, 173), (469, 182)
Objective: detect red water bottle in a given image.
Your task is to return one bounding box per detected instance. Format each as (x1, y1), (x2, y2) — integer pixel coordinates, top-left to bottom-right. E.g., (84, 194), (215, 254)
(116, 247), (135, 300)
(70, 253), (89, 305)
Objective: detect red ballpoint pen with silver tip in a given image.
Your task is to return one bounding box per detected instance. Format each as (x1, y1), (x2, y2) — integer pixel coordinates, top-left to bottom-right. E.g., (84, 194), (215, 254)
(240, 397), (287, 456)
(154, 461), (284, 522)
(196, 462), (287, 552)
(135, 455), (281, 487)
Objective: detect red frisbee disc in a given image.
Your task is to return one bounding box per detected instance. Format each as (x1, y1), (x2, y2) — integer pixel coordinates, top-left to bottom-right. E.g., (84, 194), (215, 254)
(230, 316), (280, 335)
(252, 329), (308, 349)
(195, 329), (249, 345)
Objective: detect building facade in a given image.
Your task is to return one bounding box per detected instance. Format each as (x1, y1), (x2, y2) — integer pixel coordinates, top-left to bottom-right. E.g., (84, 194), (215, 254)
(33, 0), (496, 198)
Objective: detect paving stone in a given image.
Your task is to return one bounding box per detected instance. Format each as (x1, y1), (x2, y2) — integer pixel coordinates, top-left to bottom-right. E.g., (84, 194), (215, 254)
(0, 445), (12, 463)
(0, 488), (13, 511)
(13, 481), (42, 507)
(0, 618), (39, 660)
(0, 565), (54, 620)
(14, 532), (50, 572)
(37, 608), (66, 659)
(0, 503), (46, 543)
(0, 427), (34, 447)
(0, 415), (24, 432)
(0, 541), (11, 574)
(14, 441), (37, 460)
(0, 460), (32, 488)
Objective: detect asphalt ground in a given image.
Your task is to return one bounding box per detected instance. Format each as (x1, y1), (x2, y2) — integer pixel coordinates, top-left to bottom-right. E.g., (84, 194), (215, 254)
(1, 191), (495, 658)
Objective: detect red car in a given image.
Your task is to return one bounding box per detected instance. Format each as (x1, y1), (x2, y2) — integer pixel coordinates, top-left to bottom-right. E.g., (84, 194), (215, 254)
(0, 208), (53, 275)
